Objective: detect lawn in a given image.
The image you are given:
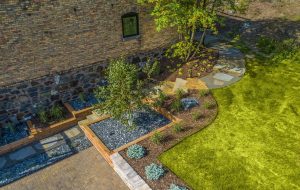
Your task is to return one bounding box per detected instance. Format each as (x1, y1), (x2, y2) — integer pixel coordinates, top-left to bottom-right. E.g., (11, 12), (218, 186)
(159, 48), (300, 189)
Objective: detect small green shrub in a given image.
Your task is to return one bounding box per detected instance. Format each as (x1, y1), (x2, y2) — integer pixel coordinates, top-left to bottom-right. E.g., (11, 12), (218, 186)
(145, 163), (165, 180)
(257, 36), (276, 54)
(154, 90), (167, 108)
(192, 111), (204, 121)
(37, 110), (48, 123)
(204, 101), (216, 109)
(170, 99), (183, 113)
(175, 89), (186, 100)
(126, 144), (146, 159)
(79, 92), (86, 102)
(199, 89), (210, 97)
(5, 122), (15, 133)
(169, 184), (189, 190)
(50, 104), (64, 120)
(151, 132), (164, 144)
(172, 123), (183, 133)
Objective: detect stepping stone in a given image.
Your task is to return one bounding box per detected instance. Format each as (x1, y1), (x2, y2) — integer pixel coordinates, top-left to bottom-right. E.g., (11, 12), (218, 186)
(219, 48), (243, 58)
(228, 67), (245, 75)
(172, 78), (188, 93)
(0, 157), (7, 169)
(213, 73), (234, 82)
(34, 135), (62, 150)
(213, 79), (225, 86)
(64, 127), (81, 138)
(9, 146), (36, 161)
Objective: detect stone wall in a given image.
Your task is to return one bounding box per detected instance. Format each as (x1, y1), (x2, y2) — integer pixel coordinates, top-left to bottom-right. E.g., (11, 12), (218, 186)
(0, 49), (165, 121)
(0, 0), (177, 121)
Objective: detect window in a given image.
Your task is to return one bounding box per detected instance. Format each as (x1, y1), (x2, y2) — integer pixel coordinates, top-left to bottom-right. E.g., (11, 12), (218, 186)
(122, 12), (139, 38)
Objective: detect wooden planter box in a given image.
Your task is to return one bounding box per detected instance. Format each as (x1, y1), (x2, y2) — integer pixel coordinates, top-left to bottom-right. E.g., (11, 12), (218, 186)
(63, 102), (93, 120)
(78, 106), (182, 166)
(0, 103), (78, 156)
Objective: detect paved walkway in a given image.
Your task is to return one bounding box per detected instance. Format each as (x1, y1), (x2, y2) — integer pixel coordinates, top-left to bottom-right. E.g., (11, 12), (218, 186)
(2, 147), (129, 190)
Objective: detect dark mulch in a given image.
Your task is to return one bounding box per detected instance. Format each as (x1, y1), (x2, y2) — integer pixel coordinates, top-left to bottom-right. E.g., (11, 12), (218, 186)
(120, 90), (218, 190)
(154, 49), (218, 82)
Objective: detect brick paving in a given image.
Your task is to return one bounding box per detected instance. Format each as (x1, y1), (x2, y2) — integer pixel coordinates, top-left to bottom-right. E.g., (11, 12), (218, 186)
(2, 147), (129, 190)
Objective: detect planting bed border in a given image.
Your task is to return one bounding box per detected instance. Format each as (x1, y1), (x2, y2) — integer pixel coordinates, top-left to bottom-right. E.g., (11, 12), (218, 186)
(63, 102), (93, 120)
(0, 103), (78, 156)
(79, 106), (181, 166)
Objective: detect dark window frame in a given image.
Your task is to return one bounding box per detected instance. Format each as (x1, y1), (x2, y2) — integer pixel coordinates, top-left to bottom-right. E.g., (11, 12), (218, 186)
(121, 12), (139, 38)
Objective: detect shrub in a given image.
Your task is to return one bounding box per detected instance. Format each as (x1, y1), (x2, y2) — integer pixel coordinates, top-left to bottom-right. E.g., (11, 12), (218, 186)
(170, 99), (183, 113)
(192, 111), (204, 121)
(175, 88), (186, 100)
(37, 110), (48, 123)
(126, 144), (146, 159)
(151, 131), (164, 144)
(50, 104), (64, 120)
(78, 92), (86, 103)
(169, 184), (189, 190)
(204, 101), (216, 109)
(153, 90), (167, 108)
(199, 89), (210, 97)
(145, 163), (165, 180)
(172, 123), (183, 133)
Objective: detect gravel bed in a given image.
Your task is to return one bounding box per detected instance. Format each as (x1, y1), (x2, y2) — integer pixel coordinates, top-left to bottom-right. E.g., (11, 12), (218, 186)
(0, 122), (29, 147)
(90, 108), (171, 150)
(0, 134), (91, 187)
(69, 94), (101, 111)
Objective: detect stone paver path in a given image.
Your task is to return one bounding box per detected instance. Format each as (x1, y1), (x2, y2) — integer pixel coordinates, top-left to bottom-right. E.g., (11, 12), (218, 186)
(2, 147), (129, 190)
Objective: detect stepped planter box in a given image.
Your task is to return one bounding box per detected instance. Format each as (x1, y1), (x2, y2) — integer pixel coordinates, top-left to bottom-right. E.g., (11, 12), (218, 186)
(0, 103), (77, 156)
(64, 94), (101, 119)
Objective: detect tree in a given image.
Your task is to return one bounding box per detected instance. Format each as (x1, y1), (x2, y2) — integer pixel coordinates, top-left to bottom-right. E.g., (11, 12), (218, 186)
(94, 59), (145, 128)
(137, 0), (249, 61)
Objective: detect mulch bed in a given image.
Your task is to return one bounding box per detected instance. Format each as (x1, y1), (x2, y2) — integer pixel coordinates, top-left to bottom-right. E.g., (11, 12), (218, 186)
(119, 90), (218, 190)
(154, 48), (219, 82)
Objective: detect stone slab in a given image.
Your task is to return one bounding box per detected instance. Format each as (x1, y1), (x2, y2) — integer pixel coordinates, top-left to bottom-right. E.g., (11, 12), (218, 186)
(0, 157), (7, 169)
(213, 73), (234, 82)
(172, 78), (188, 93)
(9, 146), (36, 161)
(34, 135), (62, 150)
(64, 127), (81, 138)
(213, 79), (225, 86)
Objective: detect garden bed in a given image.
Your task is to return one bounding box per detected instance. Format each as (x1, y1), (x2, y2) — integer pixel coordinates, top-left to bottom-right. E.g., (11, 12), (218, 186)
(119, 90), (218, 190)
(0, 122), (30, 147)
(154, 48), (218, 82)
(90, 108), (171, 151)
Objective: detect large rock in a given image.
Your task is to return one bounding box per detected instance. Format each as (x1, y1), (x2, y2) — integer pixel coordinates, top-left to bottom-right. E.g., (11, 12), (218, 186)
(181, 98), (199, 110)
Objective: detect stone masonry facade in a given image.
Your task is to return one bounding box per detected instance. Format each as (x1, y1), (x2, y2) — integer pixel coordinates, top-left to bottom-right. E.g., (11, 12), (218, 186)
(0, 0), (177, 121)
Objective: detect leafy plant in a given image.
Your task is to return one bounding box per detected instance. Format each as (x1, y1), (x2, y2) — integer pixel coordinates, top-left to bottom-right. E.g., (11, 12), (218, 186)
(170, 99), (183, 113)
(37, 110), (48, 123)
(145, 163), (165, 180)
(172, 123), (183, 133)
(153, 90), (167, 108)
(5, 122), (15, 134)
(78, 92), (86, 103)
(126, 144), (146, 159)
(50, 104), (64, 121)
(192, 111), (204, 121)
(204, 101), (216, 109)
(94, 59), (146, 128)
(175, 89), (186, 100)
(169, 184), (189, 190)
(199, 89), (210, 97)
(142, 59), (160, 80)
(151, 131), (164, 144)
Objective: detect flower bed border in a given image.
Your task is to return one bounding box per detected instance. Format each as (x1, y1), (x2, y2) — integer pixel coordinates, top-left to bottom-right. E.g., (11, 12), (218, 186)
(0, 103), (78, 156)
(78, 106), (182, 166)
(63, 102), (93, 120)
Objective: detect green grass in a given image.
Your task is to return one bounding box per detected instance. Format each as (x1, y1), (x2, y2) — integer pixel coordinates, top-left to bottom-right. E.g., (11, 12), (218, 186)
(159, 49), (300, 189)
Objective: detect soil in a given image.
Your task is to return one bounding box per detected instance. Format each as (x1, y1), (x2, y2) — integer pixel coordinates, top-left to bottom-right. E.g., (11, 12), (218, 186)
(154, 49), (218, 82)
(119, 90), (218, 190)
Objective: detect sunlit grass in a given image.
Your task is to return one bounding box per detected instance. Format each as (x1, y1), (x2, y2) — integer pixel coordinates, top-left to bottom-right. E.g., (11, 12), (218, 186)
(159, 49), (300, 189)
